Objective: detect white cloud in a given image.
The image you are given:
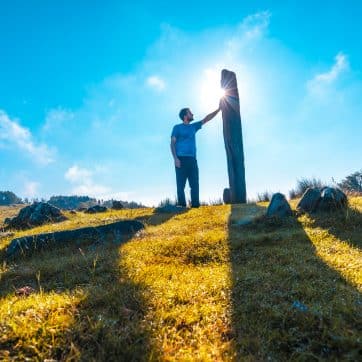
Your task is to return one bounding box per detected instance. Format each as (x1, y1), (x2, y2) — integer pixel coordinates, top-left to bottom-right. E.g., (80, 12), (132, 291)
(307, 53), (349, 97)
(226, 10), (271, 53)
(241, 10), (271, 40)
(43, 107), (74, 131)
(0, 110), (54, 165)
(71, 183), (110, 196)
(146, 75), (166, 91)
(65, 165), (92, 183)
(65, 164), (111, 198)
(23, 181), (40, 198)
(314, 53), (349, 83)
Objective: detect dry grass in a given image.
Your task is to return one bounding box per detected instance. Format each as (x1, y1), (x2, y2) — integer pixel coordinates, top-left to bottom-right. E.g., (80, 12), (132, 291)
(0, 200), (361, 360)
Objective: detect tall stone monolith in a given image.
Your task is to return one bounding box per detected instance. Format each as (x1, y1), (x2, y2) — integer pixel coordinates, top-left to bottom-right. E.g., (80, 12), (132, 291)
(220, 69), (246, 203)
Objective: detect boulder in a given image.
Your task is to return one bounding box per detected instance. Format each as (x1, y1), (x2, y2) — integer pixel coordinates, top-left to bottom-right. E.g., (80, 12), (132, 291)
(223, 188), (231, 204)
(5, 202), (68, 230)
(318, 187), (347, 211)
(296, 187), (347, 213)
(297, 188), (321, 213)
(6, 220), (145, 258)
(112, 200), (124, 210)
(85, 205), (108, 214)
(266, 193), (293, 218)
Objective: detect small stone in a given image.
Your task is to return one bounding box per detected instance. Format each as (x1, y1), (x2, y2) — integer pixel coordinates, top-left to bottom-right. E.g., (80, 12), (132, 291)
(85, 205), (108, 214)
(266, 193), (293, 218)
(223, 188), (231, 204)
(297, 187), (321, 213)
(318, 187), (347, 211)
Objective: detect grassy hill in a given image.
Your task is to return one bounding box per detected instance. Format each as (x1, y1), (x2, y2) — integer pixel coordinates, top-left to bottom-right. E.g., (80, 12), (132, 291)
(0, 198), (361, 360)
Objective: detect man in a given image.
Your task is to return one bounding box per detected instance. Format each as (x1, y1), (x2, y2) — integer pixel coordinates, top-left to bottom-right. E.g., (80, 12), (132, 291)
(170, 106), (220, 208)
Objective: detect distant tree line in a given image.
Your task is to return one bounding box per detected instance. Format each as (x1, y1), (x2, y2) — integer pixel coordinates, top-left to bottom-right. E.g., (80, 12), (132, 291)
(0, 192), (145, 209)
(2, 169), (361, 206)
(0, 191), (22, 205)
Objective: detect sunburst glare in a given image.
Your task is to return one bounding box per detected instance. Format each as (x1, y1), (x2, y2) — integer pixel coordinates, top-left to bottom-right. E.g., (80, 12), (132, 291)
(199, 68), (225, 111)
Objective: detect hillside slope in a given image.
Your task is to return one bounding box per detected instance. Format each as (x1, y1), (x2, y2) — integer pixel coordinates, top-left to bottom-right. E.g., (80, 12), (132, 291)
(0, 199), (361, 360)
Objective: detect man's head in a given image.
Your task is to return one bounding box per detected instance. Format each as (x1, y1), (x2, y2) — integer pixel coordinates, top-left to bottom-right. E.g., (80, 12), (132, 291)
(179, 108), (194, 123)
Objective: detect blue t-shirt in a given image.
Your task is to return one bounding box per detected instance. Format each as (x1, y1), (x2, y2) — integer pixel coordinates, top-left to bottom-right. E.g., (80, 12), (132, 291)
(171, 121), (202, 158)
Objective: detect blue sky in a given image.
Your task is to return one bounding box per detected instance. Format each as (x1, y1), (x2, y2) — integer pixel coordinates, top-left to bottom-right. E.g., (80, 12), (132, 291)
(1, 1), (361, 205)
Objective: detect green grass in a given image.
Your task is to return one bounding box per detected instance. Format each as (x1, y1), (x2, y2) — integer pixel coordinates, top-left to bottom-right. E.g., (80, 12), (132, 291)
(0, 199), (361, 360)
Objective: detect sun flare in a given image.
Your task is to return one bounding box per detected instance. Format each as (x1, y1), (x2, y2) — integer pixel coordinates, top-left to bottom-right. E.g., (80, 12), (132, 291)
(199, 68), (225, 111)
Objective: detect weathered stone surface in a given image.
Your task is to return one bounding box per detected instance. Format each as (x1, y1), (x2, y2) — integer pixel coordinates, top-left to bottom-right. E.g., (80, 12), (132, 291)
(155, 205), (187, 213)
(220, 69), (246, 204)
(223, 188), (231, 204)
(297, 188), (321, 213)
(318, 187), (347, 211)
(85, 205), (108, 214)
(6, 220), (145, 258)
(5, 202), (68, 230)
(112, 201), (124, 210)
(266, 193), (293, 218)
(297, 187), (347, 213)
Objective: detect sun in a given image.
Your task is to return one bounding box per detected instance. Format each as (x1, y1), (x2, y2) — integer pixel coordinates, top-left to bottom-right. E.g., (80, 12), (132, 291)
(199, 68), (225, 111)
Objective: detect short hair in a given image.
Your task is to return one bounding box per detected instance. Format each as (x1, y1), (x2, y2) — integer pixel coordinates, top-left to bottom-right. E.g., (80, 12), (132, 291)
(179, 108), (189, 121)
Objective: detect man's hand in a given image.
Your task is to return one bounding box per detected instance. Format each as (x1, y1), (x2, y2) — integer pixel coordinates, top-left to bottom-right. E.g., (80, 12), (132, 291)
(174, 158), (181, 168)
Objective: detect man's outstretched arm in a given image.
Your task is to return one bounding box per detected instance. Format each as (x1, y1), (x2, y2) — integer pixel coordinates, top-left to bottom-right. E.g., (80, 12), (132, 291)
(201, 106), (221, 125)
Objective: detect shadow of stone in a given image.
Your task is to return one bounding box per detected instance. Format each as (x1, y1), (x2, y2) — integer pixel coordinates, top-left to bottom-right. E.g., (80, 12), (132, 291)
(136, 207), (190, 227)
(228, 203), (361, 360)
(0, 211), (189, 360)
(307, 205), (362, 250)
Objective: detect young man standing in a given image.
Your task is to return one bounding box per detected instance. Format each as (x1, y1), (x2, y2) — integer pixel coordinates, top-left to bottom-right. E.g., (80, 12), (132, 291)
(170, 106), (220, 208)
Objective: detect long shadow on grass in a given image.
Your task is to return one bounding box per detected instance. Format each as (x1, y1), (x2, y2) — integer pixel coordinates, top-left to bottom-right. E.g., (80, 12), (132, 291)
(308, 204), (362, 250)
(228, 204), (361, 360)
(0, 208), (189, 361)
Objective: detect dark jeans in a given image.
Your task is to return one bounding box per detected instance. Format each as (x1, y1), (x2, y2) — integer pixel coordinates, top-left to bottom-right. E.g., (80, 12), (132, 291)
(175, 156), (199, 207)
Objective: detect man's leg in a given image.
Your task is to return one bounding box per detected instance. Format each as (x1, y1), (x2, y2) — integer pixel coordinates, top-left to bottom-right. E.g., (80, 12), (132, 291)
(189, 158), (200, 208)
(175, 161), (187, 207)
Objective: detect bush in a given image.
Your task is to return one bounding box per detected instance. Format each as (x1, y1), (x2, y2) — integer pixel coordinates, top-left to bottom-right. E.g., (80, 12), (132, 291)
(158, 198), (177, 208)
(257, 191), (273, 202)
(289, 177), (326, 199)
(338, 170), (362, 194)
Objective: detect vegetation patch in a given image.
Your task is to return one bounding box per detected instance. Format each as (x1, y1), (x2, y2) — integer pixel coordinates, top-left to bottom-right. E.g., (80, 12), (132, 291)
(0, 201), (361, 360)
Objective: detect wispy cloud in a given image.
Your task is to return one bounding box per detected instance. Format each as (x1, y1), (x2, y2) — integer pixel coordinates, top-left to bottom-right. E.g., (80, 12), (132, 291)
(65, 164), (110, 197)
(65, 165), (92, 183)
(23, 181), (40, 198)
(0, 110), (54, 165)
(226, 10), (271, 54)
(314, 53), (349, 83)
(307, 53), (349, 97)
(241, 10), (271, 40)
(146, 75), (166, 91)
(43, 107), (74, 132)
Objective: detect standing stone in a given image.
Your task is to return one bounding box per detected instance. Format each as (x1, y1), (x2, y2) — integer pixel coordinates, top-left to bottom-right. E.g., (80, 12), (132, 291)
(318, 187), (347, 211)
(223, 188), (231, 204)
(297, 188), (322, 213)
(266, 193), (293, 218)
(220, 69), (246, 203)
